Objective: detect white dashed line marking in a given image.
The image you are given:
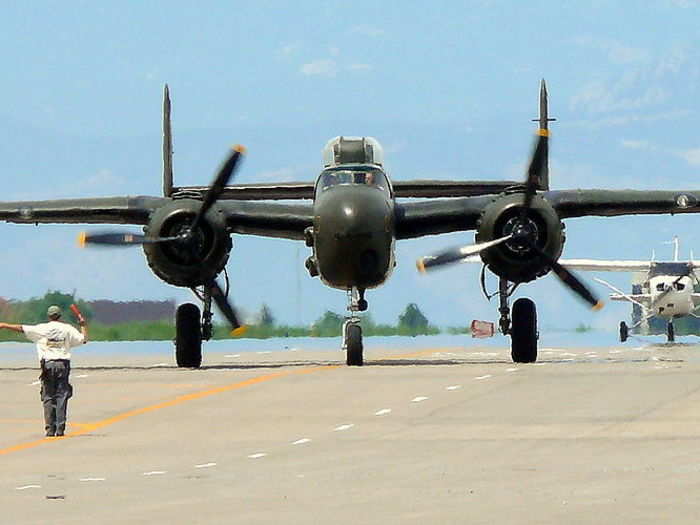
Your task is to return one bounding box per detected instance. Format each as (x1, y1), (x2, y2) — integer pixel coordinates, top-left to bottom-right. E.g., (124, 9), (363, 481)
(224, 354), (241, 358)
(445, 385), (462, 391)
(334, 424), (354, 431)
(74, 374), (88, 378)
(412, 396), (429, 403)
(474, 375), (492, 380)
(506, 368), (518, 372)
(256, 351), (272, 355)
(28, 381), (40, 386)
(248, 453), (267, 459)
(374, 409), (392, 416)
(292, 438), (311, 445)
(16, 485), (41, 490)
(143, 471), (167, 476)
(79, 478), (105, 482)
(194, 463), (217, 469)
(151, 363), (170, 367)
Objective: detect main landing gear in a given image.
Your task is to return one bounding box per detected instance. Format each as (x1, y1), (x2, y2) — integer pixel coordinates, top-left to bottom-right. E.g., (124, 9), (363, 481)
(175, 286), (218, 368)
(619, 319), (675, 343)
(497, 278), (538, 363)
(343, 287), (367, 366)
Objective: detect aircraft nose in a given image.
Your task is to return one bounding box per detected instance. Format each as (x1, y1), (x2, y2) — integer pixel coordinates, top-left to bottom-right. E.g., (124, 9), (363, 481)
(324, 186), (390, 238)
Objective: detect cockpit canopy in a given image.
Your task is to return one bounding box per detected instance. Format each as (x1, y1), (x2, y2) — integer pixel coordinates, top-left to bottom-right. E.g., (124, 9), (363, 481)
(316, 167), (390, 193)
(322, 136), (384, 168)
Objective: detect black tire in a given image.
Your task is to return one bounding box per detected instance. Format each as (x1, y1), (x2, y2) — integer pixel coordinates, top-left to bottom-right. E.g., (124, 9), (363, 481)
(667, 322), (675, 343)
(511, 298), (537, 363)
(345, 324), (363, 366)
(176, 303), (202, 368)
(619, 321), (628, 343)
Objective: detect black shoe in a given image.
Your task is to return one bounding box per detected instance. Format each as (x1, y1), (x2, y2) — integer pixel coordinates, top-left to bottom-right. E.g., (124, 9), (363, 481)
(46, 432), (55, 437)
(56, 431), (64, 437)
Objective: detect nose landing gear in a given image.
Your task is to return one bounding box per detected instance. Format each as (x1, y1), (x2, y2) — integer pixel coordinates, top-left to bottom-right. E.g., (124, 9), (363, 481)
(343, 287), (367, 366)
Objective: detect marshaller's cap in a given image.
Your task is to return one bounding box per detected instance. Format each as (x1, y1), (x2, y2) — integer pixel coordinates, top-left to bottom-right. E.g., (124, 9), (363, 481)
(47, 305), (62, 318)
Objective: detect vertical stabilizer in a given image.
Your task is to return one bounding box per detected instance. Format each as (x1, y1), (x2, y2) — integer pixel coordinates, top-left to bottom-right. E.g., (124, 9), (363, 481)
(163, 84), (174, 197)
(532, 79), (555, 191)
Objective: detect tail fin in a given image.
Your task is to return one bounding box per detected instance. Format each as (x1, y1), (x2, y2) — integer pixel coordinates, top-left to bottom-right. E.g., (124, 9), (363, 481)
(163, 84), (174, 197)
(532, 79), (555, 191)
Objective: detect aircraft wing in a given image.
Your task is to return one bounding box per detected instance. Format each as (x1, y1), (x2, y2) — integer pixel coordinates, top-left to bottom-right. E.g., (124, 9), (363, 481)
(394, 196), (492, 239)
(0, 196), (166, 225)
(610, 293), (651, 305)
(558, 259), (652, 272)
(177, 180), (521, 201)
(546, 189), (700, 218)
(220, 200), (313, 240)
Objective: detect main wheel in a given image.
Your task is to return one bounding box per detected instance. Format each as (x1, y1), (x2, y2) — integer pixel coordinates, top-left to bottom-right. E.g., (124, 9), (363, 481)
(176, 303), (202, 368)
(667, 321), (675, 343)
(345, 324), (364, 366)
(619, 321), (628, 343)
(511, 298), (537, 363)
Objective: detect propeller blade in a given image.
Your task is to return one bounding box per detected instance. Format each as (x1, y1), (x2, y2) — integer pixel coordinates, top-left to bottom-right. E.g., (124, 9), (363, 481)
(521, 131), (548, 214)
(77, 232), (180, 247)
(209, 280), (246, 336)
(416, 235), (513, 273)
(525, 241), (603, 310)
(189, 145), (246, 232)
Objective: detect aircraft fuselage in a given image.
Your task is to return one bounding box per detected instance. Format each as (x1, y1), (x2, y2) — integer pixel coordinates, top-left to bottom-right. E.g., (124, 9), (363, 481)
(311, 167), (395, 291)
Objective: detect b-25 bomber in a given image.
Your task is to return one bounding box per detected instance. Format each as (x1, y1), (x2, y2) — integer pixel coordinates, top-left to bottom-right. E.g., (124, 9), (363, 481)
(2, 81), (700, 367)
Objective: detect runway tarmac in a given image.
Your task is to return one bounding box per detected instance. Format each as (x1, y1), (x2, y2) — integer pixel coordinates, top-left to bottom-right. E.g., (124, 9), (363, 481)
(1, 341), (700, 524)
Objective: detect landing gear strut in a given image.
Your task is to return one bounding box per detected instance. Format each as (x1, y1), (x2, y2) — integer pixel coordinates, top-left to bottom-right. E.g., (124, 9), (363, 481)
(343, 287), (366, 366)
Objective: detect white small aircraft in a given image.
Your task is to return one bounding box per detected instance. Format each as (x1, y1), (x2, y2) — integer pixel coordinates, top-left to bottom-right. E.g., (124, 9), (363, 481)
(559, 237), (700, 342)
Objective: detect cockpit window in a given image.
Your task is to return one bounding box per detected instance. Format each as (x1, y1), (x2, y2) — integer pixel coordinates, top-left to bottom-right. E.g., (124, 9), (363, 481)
(656, 283), (666, 291)
(675, 282), (685, 291)
(317, 169), (389, 192)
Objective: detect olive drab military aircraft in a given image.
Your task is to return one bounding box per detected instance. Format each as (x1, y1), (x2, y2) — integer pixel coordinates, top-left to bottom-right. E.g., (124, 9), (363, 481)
(3, 81), (700, 367)
(558, 237), (700, 343)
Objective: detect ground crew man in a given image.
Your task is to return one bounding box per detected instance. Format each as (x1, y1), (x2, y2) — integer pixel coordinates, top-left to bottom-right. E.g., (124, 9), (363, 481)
(0, 305), (88, 437)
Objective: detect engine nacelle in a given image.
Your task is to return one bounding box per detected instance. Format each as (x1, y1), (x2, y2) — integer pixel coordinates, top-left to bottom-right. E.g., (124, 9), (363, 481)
(142, 199), (232, 287)
(476, 193), (565, 283)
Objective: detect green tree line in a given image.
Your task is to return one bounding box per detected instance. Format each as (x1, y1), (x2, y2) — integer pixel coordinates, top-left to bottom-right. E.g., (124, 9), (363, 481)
(0, 292), (442, 342)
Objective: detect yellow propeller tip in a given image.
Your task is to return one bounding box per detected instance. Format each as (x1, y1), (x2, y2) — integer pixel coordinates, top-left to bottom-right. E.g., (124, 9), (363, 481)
(536, 128), (550, 137)
(231, 325), (248, 337)
(592, 301), (604, 311)
(416, 259), (426, 274)
(233, 144), (247, 154)
(77, 232), (87, 248)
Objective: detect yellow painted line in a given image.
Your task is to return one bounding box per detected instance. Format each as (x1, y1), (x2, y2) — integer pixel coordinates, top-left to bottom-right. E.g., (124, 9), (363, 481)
(0, 365), (337, 456)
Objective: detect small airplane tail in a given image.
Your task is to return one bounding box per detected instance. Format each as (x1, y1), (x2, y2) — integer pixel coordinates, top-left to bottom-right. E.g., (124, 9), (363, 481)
(163, 84), (174, 197)
(532, 79), (554, 191)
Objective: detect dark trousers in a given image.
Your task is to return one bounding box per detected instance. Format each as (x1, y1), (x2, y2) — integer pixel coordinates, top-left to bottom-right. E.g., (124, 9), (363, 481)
(40, 360), (72, 435)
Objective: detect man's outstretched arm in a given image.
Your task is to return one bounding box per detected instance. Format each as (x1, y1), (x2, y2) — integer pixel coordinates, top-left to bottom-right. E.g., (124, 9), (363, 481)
(0, 323), (24, 333)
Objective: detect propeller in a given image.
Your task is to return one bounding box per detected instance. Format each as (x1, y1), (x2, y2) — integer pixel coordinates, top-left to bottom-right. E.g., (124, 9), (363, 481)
(416, 131), (603, 310)
(78, 145), (246, 248)
(78, 145), (247, 333)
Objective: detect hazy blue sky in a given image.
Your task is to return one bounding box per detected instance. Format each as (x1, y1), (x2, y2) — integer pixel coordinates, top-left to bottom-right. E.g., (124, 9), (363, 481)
(2, 1), (700, 330)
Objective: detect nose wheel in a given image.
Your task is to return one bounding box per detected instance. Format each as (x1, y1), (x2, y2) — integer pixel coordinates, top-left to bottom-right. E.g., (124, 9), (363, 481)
(667, 321), (675, 343)
(343, 287), (366, 366)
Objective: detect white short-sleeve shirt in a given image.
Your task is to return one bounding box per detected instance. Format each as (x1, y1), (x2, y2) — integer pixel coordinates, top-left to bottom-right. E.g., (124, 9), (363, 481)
(22, 321), (85, 361)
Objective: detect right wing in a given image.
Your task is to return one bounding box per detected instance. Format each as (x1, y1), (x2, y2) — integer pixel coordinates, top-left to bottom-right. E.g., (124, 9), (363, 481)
(0, 196), (166, 225)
